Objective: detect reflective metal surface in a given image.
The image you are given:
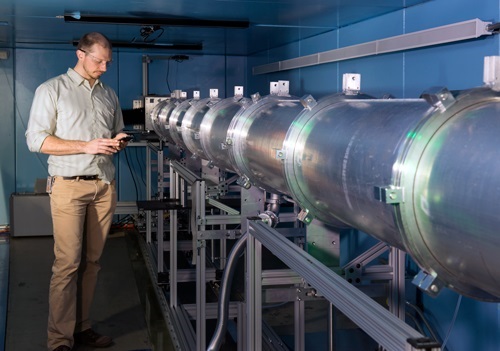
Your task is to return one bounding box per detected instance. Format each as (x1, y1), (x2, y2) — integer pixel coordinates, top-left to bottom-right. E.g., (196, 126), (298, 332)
(284, 94), (435, 248)
(181, 97), (221, 159)
(226, 94), (303, 194)
(396, 87), (500, 300)
(168, 99), (194, 150)
(200, 96), (251, 172)
(150, 99), (180, 143)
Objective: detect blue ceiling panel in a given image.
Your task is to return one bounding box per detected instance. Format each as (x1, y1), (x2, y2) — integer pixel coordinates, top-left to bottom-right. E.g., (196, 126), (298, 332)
(0, 0), (429, 55)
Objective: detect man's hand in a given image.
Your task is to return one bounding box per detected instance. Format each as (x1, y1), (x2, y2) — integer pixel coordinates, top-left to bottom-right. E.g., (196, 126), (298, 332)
(114, 133), (131, 151)
(40, 134), (131, 156)
(83, 138), (123, 155)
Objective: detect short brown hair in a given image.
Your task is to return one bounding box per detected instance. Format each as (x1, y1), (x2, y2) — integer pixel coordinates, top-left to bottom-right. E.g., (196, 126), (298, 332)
(77, 32), (112, 52)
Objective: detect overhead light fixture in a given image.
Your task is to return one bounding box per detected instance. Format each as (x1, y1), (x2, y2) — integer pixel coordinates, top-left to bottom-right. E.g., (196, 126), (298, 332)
(71, 40), (202, 51)
(64, 13), (249, 29)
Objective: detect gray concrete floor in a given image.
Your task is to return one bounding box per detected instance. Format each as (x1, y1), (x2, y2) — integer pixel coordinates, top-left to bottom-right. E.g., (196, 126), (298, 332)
(5, 231), (172, 351)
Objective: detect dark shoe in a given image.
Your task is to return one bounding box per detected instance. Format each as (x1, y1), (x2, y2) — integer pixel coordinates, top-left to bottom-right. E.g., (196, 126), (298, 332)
(53, 346), (71, 351)
(74, 328), (113, 348)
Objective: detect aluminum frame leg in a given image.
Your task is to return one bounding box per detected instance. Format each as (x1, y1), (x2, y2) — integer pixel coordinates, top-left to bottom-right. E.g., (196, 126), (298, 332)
(246, 233), (263, 351)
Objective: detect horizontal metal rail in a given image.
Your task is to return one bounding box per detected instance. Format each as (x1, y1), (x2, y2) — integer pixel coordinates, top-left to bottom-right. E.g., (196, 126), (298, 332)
(248, 220), (438, 351)
(253, 18), (492, 75)
(170, 160), (201, 185)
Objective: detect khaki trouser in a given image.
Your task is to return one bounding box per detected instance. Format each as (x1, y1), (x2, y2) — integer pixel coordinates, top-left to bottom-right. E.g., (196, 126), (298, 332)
(47, 177), (116, 351)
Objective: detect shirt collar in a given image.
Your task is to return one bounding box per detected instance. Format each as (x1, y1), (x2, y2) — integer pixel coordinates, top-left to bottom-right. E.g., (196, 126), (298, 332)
(66, 68), (103, 88)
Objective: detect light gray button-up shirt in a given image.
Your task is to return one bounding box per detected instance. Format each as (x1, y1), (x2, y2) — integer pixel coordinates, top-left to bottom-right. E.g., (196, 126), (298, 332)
(26, 68), (124, 183)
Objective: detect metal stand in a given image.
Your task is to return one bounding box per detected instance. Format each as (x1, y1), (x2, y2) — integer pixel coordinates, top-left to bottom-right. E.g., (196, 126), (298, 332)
(247, 219), (441, 351)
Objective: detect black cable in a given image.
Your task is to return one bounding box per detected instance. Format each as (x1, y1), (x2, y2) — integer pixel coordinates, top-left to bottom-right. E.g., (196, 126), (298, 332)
(132, 26), (164, 43)
(165, 58), (172, 93)
(142, 26), (165, 42)
(123, 148), (139, 201)
(134, 146), (147, 190)
(405, 301), (439, 342)
(487, 22), (500, 32)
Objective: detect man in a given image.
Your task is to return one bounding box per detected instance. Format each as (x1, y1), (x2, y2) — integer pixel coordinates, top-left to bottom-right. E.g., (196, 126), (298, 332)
(26, 32), (129, 351)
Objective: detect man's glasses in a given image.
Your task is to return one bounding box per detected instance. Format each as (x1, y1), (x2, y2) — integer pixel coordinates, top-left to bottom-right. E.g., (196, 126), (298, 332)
(79, 49), (112, 68)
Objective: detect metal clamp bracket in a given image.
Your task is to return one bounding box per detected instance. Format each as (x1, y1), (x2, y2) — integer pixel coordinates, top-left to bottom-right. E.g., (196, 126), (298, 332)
(300, 94), (317, 109)
(297, 208), (314, 224)
(412, 270), (445, 297)
(275, 149), (286, 160)
(374, 186), (404, 204)
(421, 87), (456, 112)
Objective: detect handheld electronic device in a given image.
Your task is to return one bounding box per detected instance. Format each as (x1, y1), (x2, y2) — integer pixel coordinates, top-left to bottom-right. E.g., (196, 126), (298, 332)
(119, 135), (134, 142)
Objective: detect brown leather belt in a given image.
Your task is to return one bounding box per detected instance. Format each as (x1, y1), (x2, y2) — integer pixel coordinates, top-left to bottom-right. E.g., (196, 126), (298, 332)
(62, 175), (99, 181)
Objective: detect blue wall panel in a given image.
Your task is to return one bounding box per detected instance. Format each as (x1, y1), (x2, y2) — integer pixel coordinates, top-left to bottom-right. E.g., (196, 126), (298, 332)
(116, 51), (143, 109)
(0, 53), (15, 225)
(295, 30), (339, 99)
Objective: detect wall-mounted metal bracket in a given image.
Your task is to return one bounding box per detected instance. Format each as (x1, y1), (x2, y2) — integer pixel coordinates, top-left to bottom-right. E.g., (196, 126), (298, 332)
(278, 80), (290, 96)
(209, 88), (219, 98)
(234, 85), (244, 98)
(342, 73), (361, 95)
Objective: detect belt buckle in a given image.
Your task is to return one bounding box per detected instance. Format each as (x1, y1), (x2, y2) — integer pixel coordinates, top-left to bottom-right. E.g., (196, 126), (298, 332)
(80, 175), (98, 181)
(63, 175), (98, 181)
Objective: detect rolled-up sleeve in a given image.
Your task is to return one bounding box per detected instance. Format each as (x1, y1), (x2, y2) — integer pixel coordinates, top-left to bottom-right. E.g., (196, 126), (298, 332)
(25, 83), (57, 152)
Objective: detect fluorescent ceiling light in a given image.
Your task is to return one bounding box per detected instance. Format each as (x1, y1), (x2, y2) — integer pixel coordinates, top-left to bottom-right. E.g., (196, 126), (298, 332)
(64, 13), (249, 28)
(71, 40), (202, 51)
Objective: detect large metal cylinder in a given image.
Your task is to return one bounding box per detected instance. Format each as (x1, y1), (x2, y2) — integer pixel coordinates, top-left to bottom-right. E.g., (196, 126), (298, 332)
(149, 98), (179, 143)
(168, 99), (194, 150)
(284, 94), (435, 249)
(226, 94), (304, 194)
(182, 97), (221, 160)
(200, 96), (251, 172)
(395, 87), (500, 300)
